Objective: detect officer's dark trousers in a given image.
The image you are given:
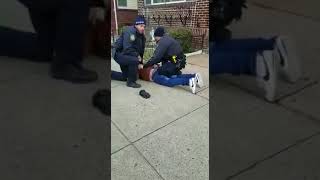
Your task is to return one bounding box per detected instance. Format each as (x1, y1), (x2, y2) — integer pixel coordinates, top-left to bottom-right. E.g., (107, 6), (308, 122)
(112, 53), (139, 83)
(0, 27), (38, 60)
(0, 0), (89, 67)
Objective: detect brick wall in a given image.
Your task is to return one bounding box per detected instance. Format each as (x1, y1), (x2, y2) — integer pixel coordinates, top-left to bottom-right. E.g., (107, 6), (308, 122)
(111, 0), (138, 35)
(138, 0), (209, 50)
(117, 10), (138, 27)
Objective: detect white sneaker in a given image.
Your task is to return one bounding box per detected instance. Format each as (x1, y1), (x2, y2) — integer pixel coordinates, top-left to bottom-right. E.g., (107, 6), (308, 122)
(275, 36), (301, 83)
(256, 51), (278, 102)
(189, 78), (197, 94)
(195, 73), (204, 88)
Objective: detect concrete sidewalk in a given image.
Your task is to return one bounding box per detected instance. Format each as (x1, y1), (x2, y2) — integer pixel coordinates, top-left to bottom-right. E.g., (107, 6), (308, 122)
(0, 56), (109, 180)
(212, 1), (320, 179)
(111, 54), (209, 180)
(0, 0), (109, 179)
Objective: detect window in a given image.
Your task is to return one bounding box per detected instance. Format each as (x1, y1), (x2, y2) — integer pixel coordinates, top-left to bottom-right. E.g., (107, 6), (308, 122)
(118, 0), (127, 7)
(145, 0), (189, 6)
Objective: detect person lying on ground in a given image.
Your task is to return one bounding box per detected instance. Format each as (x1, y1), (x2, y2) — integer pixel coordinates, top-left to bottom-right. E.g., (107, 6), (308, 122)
(138, 64), (204, 94)
(210, 0), (301, 102)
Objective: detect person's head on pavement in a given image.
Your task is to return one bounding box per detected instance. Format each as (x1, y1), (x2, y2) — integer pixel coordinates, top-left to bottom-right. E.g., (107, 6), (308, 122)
(134, 16), (146, 34)
(154, 26), (165, 43)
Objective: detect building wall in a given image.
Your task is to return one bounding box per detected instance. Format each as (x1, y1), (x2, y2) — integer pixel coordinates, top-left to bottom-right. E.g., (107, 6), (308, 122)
(112, 0), (138, 35)
(118, 0), (138, 9)
(117, 10), (138, 27)
(138, 0), (209, 50)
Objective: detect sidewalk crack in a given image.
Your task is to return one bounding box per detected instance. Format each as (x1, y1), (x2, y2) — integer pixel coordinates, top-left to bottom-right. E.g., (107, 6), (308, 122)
(111, 121), (166, 180)
(249, 2), (320, 23)
(226, 131), (320, 180)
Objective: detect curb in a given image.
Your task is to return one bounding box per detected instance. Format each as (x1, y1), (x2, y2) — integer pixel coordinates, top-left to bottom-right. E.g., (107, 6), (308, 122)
(185, 50), (204, 57)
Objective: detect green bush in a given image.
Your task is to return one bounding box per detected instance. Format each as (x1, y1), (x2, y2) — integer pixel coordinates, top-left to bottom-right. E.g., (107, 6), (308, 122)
(168, 28), (193, 53)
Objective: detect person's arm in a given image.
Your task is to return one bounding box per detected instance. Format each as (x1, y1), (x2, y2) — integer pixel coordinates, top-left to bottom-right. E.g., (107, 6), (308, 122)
(144, 41), (167, 68)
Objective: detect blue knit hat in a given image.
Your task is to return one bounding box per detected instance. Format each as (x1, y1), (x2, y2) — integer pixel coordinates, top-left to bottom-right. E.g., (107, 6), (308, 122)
(154, 26), (165, 37)
(134, 15), (146, 25)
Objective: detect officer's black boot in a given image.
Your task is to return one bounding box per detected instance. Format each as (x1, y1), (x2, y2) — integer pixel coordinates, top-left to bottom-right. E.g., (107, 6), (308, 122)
(125, 63), (140, 88)
(48, 0), (96, 83)
(51, 64), (98, 83)
(126, 81), (141, 88)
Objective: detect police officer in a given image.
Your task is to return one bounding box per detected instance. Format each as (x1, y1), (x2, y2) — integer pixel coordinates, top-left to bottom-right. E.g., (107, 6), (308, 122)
(143, 27), (186, 77)
(16, 0), (100, 83)
(112, 16), (146, 88)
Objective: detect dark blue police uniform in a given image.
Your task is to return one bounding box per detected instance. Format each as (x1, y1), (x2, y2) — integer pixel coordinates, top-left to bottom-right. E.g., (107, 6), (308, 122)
(144, 34), (184, 77)
(112, 25), (146, 84)
(17, 0), (90, 67)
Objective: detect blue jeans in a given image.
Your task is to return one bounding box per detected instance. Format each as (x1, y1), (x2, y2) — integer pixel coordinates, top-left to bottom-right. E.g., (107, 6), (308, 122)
(152, 71), (195, 87)
(210, 38), (276, 75)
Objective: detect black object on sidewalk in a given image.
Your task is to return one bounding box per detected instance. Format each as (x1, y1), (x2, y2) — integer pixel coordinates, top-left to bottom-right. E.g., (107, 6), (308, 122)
(139, 90), (151, 99)
(92, 89), (110, 115)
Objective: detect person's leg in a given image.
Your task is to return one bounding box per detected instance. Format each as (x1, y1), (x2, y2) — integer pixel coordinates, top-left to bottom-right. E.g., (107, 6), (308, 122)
(53, 0), (89, 67)
(214, 38), (276, 52)
(153, 72), (190, 87)
(157, 62), (179, 77)
(114, 53), (140, 87)
(174, 74), (195, 79)
(120, 65), (129, 79)
(50, 0), (98, 83)
(111, 70), (127, 81)
(210, 46), (257, 75)
(0, 26), (38, 59)
(115, 53), (140, 66)
(127, 64), (138, 84)
(28, 9), (56, 62)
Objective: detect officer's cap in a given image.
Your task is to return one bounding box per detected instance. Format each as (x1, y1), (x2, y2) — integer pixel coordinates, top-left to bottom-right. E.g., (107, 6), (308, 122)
(154, 26), (165, 37)
(135, 15), (146, 25)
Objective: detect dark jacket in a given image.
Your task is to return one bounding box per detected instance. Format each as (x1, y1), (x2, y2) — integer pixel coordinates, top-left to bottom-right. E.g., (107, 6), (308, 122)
(144, 35), (183, 68)
(114, 26), (146, 58)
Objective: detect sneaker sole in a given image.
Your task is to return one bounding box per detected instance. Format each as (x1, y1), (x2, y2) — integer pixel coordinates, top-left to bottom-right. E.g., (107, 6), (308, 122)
(262, 51), (278, 102)
(195, 73), (204, 88)
(276, 36), (301, 83)
(189, 78), (196, 94)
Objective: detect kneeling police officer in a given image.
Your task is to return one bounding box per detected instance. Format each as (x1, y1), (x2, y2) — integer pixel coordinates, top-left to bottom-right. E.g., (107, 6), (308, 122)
(112, 16), (146, 88)
(143, 27), (186, 77)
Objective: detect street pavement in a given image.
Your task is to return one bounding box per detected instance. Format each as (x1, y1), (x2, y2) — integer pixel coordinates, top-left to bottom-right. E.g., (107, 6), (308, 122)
(2, 0), (320, 179)
(0, 1), (109, 179)
(211, 1), (320, 179)
(111, 54), (209, 180)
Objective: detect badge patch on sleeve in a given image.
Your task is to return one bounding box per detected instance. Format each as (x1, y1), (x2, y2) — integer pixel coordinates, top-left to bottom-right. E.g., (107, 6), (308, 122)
(130, 34), (136, 41)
